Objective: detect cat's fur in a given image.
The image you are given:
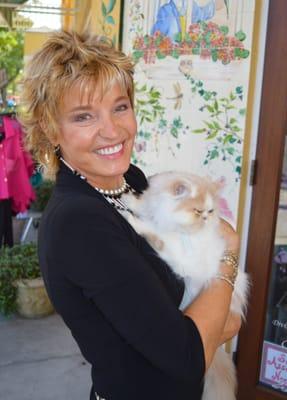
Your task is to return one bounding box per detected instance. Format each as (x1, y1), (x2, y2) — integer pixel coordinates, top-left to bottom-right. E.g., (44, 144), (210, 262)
(121, 171), (249, 400)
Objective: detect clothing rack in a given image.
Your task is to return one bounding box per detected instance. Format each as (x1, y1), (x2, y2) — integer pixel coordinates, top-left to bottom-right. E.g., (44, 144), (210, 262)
(0, 111), (16, 135)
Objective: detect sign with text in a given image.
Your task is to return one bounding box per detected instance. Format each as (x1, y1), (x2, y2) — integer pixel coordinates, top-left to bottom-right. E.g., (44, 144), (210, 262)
(260, 341), (287, 392)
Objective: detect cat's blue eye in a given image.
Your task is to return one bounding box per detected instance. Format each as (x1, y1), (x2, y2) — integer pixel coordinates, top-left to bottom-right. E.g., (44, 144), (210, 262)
(174, 183), (188, 196)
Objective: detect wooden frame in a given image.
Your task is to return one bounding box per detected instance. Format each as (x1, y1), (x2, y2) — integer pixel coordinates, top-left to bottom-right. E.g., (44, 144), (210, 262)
(236, 1), (287, 399)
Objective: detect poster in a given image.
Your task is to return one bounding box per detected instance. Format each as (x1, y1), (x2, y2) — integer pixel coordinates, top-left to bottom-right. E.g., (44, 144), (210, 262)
(122, 0), (256, 222)
(260, 341), (287, 392)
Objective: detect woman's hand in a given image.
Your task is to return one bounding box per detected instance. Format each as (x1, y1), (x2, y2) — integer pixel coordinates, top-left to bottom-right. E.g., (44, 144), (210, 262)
(219, 311), (242, 345)
(219, 219), (240, 254)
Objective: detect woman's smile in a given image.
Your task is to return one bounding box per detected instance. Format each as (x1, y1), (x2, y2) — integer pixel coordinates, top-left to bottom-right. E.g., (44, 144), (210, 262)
(94, 142), (124, 158)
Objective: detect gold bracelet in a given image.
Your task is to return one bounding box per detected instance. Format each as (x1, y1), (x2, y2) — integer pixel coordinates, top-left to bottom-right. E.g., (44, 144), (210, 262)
(220, 250), (239, 286)
(215, 274), (235, 290)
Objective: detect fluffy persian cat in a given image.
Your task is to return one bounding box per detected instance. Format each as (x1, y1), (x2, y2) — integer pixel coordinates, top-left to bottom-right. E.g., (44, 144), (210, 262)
(121, 171), (249, 400)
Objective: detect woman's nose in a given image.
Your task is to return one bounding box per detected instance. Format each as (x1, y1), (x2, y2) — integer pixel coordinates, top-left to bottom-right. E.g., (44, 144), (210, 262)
(98, 115), (119, 139)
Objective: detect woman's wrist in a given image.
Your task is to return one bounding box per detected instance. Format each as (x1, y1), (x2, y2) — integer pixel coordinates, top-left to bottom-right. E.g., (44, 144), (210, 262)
(216, 250), (239, 290)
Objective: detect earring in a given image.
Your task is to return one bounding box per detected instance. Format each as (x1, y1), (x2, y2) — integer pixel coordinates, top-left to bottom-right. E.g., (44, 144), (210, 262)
(54, 144), (61, 159)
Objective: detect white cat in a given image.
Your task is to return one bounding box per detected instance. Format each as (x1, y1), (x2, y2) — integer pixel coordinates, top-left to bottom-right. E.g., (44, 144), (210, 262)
(121, 171), (249, 400)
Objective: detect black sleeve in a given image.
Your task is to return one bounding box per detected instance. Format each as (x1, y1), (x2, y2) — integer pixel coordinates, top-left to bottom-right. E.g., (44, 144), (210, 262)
(50, 197), (205, 384)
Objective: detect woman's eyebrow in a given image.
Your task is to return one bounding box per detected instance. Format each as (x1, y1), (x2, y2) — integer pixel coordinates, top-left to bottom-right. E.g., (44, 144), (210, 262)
(68, 105), (93, 113)
(115, 96), (129, 102)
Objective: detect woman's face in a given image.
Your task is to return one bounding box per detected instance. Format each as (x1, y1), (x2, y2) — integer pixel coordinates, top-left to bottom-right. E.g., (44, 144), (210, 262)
(56, 82), (137, 189)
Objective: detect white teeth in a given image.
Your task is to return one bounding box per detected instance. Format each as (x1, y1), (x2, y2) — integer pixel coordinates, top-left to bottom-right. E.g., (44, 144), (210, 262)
(96, 143), (123, 155)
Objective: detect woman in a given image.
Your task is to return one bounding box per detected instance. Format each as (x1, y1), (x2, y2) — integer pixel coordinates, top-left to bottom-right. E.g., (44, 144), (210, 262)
(22, 31), (240, 400)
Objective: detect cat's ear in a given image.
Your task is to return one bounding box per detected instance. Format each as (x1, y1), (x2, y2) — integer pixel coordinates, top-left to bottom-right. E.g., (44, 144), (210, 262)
(213, 176), (225, 193)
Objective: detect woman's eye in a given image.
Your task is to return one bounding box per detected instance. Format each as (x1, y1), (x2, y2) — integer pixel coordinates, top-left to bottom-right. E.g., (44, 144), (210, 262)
(73, 113), (93, 123)
(115, 103), (129, 112)
(208, 209), (214, 214)
(194, 208), (203, 214)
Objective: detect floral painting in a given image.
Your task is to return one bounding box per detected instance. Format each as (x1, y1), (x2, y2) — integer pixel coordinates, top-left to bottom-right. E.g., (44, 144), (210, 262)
(122, 0), (256, 222)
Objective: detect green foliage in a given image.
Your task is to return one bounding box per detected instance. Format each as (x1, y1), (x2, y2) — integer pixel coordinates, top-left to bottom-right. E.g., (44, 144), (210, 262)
(31, 180), (54, 212)
(0, 243), (40, 315)
(187, 77), (245, 180)
(135, 83), (165, 125)
(170, 117), (184, 138)
(0, 30), (24, 84)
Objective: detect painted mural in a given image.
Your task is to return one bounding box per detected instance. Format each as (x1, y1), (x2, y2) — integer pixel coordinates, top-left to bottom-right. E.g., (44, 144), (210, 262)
(96, 0), (121, 45)
(122, 0), (256, 222)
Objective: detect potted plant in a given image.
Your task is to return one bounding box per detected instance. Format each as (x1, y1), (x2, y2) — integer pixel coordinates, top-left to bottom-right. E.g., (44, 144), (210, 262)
(0, 243), (54, 318)
(132, 21), (250, 65)
(31, 179), (55, 212)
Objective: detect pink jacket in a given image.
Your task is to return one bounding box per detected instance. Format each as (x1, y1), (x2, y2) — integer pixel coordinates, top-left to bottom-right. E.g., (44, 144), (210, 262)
(0, 116), (35, 213)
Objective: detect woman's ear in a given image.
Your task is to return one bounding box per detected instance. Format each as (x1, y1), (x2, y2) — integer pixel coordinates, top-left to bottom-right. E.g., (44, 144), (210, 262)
(39, 116), (59, 146)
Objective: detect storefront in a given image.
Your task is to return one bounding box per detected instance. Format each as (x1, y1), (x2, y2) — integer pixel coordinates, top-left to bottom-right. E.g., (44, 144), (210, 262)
(0, 0), (286, 397)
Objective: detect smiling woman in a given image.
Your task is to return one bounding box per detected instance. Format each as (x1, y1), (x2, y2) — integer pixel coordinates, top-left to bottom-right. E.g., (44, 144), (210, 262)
(57, 83), (137, 189)
(20, 30), (240, 400)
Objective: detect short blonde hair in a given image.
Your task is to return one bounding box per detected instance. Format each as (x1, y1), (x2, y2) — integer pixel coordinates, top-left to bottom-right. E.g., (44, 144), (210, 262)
(21, 30), (134, 179)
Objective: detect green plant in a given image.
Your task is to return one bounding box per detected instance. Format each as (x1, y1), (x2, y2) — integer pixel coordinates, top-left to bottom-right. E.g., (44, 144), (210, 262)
(31, 180), (54, 212)
(0, 29), (24, 85)
(0, 243), (40, 315)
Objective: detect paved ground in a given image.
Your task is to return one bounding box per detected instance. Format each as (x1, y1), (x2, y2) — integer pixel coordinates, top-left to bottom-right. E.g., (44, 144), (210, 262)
(0, 312), (91, 400)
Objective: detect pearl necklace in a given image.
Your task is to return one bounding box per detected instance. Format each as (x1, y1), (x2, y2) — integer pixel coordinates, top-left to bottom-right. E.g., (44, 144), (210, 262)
(60, 157), (135, 213)
(94, 178), (128, 197)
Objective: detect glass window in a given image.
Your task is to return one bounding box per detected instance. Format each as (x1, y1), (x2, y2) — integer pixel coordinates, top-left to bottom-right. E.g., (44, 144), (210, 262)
(259, 135), (287, 394)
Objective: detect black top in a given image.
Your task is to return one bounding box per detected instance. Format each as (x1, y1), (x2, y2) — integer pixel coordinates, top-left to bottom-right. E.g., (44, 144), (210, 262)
(38, 163), (205, 400)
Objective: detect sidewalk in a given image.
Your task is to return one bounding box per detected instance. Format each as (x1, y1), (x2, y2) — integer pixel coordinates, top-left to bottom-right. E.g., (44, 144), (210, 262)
(0, 313), (91, 400)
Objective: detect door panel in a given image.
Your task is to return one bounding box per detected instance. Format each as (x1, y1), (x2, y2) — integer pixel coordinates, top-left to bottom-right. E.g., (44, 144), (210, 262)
(236, 1), (287, 399)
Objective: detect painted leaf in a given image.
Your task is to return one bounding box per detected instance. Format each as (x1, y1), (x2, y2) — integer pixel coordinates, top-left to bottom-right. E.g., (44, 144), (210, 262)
(106, 0), (116, 14)
(193, 128), (206, 134)
(220, 25), (229, 35)
(102, 2), (107, 17)
(171, 128), (178, 138)
(192, 47), (200, 55)
(210, 149), (219, 160)
(213, 121), (220, 130)
(105, 15), (115, 25)
(207, 131), (218, 140)
(235, 30), (246, 41)
(132, 50), (144, 61)
(156, 50), (166, 59)
(204, 121), (215, 129)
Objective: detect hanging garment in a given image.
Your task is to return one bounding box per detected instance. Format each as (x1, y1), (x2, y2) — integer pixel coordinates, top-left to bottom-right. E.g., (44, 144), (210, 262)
(0, 198), (13, 248)
(0, 116), (35, 214)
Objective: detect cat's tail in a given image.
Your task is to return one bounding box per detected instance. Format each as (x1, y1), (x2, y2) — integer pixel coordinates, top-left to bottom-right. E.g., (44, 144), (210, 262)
(202, 347), (237, 400)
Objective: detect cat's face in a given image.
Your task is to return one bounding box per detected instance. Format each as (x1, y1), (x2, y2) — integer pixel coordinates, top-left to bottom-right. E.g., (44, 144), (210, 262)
(141, 172), (222, 232)
(170, 178), (219, 232)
